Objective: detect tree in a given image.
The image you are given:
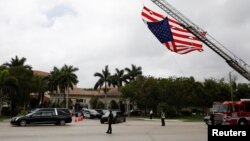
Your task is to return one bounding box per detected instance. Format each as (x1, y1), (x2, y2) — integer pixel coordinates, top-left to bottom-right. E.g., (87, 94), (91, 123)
(3, 56), (31, 70)
(0, 68), (18, 116)
(96, 101), (105, 109)
(8, 66), (33, 111)
(94, 65), (111, 109)
(121, 74), (250, 117)
(192, 81), (206, 115)
(125, 64), (142, 82)
(46, 65), (78, 109)
(47, 67), (61, 106)
(110, 100), (119, 109)
(30, 75), (48, 108)
(157, 77), (178, 116)
(122, 64), (142, 113)
(89, 97), (99, 109)
(0, 69), (9, 115)
(203, 78), (222, 106)
(3, 56), (33, 114)
(121, 76), (149, 114)
(235, 83), (250, 99)
(112, 68), (128, 87)
(59, 65), (79, 109)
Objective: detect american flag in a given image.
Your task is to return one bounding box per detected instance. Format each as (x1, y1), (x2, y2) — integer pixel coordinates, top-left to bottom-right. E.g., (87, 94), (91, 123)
(142, 7), (204, 54)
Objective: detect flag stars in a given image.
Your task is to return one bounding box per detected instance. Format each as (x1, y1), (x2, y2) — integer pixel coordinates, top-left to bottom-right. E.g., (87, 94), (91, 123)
(147, 18), (173, 43)
(142, 7), (203, 54)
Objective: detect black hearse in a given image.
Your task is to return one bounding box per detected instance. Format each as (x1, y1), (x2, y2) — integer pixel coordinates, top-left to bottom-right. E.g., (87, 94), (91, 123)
(10, 108), (72, 126)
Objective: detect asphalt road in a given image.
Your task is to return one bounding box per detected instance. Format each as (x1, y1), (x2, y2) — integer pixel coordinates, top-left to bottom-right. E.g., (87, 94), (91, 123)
(0, 118), (207, 141)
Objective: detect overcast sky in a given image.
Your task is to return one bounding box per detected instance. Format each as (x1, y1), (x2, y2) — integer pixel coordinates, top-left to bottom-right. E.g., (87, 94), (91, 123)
(0, 0), (249, 88)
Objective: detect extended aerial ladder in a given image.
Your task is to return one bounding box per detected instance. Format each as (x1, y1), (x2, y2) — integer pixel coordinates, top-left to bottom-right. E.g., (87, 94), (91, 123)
(150, 0), (250, 81)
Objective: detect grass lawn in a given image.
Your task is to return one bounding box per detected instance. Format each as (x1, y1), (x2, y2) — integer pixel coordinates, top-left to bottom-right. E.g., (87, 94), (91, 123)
(171, 115), (205, 122)
(0, 115), (11, 122)
(130, 115), (205, 122)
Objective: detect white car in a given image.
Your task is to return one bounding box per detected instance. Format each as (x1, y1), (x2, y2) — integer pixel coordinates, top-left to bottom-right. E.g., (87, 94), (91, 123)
(81, 109), (101, 119)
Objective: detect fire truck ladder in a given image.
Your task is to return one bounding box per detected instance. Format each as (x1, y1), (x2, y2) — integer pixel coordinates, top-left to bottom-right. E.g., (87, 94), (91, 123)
(151, 0), (250, 81)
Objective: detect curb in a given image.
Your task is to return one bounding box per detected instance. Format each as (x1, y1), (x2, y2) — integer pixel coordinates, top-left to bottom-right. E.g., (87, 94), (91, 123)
(129, 117), (180, 122)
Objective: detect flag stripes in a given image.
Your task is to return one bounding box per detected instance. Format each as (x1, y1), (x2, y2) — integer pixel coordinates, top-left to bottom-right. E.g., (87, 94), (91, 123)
(142, 7), (203, 54)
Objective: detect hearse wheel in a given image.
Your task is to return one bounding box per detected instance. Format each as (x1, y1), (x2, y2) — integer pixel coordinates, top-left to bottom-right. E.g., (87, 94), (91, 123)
(20, 120), (27, 127)
(60, 120), (66, 126)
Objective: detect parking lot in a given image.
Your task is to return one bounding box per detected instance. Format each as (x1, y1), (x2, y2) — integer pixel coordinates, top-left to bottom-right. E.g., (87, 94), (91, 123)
(0, 118), (207, 141)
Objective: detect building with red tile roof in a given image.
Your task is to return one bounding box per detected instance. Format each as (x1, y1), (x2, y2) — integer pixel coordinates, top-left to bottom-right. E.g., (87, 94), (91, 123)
(33, 70), (122, 109)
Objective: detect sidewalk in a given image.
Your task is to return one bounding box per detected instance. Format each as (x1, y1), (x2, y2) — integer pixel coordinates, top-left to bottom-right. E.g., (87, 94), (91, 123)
(129, 117), (180, 122)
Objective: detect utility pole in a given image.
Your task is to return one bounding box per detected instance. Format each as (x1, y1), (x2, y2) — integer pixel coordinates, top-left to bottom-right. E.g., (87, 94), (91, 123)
(229, 71), (233, 102)
(229, 71), (236, 112)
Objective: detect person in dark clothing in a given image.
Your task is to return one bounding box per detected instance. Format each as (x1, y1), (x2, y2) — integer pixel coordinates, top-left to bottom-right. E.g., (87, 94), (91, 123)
(210, 113), (215, 125)
(106, 110), (113, 134)
(149, 109), (153, 119)
(161, 111), (165, 126)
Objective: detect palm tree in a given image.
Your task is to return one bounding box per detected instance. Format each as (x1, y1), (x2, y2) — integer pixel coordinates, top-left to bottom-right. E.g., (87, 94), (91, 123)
(31, 75), (48, 108)
(94, 65), (111, 109)
(123, 64), (142, 115)
(0, 68), (18, 116)
(125, 64), (142, 82)
(47, 67), (61, 106)
(112, 68), (128, 87)
(0, 69), (9, 115)
(3, 56), (31, 70)
(3, 56), (33, 112)
(59, 65), (79, 109)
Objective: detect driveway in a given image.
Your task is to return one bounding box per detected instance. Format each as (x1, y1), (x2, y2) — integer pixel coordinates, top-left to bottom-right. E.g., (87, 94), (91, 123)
(0, 117), (207, 141)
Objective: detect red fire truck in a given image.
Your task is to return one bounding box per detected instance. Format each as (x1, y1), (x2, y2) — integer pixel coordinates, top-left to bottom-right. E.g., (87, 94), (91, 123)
(210, 99), (250, 125)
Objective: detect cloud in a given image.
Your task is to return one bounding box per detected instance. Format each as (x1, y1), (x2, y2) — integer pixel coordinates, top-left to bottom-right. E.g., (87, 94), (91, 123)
(0, 0), (249, 88)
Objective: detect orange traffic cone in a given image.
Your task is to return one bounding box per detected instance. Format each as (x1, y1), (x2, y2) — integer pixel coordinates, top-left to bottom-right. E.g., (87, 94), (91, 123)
(75, 117), (78, 122)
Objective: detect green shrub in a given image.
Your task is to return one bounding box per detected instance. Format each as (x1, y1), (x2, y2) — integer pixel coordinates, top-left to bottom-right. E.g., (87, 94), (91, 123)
(1, 107), (11, 116)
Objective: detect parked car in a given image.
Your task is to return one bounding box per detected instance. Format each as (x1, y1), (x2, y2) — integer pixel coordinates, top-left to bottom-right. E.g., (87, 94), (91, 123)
(81, 109), (101, 119)
(74, 111), (83, 117)
(130, 109), (142, 116)
(95, 109), (108, 115)
(10, 108), (72, 126)
(100, 110), (126, 124)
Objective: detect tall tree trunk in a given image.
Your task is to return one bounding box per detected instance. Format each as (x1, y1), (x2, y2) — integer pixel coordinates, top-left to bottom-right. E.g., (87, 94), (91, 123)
(66, 88), (69, 109)
(104, 82), (107, 109)
(56, 90), (60, 107)
(40, 92), (44, 108)
(63, 92), (66, 108)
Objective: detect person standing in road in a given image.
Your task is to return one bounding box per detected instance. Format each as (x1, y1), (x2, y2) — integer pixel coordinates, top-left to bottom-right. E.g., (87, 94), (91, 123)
(210, 113), (215, 125)
(106, 110), (113, 134)
(149, 109), (153, 119)
(161, 111), (165, 126)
